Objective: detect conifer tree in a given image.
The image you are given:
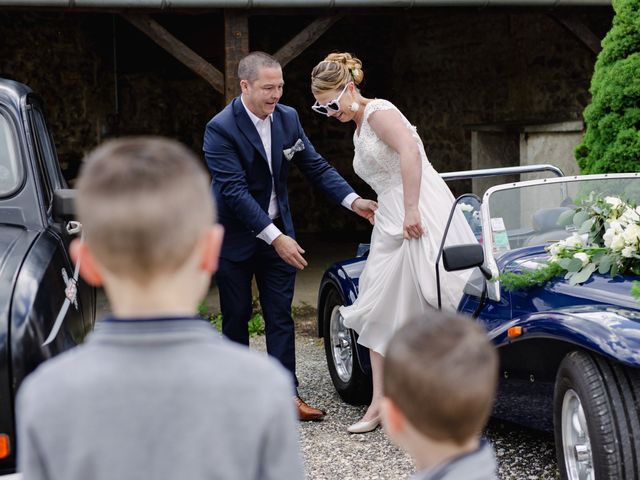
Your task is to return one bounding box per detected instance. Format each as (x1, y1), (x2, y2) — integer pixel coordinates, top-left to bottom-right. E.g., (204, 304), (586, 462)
(575, 0), (640, 173)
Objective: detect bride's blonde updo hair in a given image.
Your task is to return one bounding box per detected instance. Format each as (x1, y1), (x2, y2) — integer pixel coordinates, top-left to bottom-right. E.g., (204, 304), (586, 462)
(311, 52), (364, 95)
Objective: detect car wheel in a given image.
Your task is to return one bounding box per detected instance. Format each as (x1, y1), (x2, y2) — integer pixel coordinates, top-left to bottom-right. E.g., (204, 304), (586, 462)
(322, 287), (371, 405)
(554, 351), (640, 480)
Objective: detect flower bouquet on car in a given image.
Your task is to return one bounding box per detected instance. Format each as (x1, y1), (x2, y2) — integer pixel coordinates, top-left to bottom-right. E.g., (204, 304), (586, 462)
(499, 193), (640, 301)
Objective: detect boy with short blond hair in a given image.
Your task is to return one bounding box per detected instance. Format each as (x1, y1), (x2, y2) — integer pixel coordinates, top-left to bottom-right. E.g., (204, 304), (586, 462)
(16, 137), (304, 480)
(382, 311), (499, 480)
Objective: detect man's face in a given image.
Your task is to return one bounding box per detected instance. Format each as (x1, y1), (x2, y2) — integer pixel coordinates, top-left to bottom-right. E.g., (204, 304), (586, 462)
(241, 66), (284, 119)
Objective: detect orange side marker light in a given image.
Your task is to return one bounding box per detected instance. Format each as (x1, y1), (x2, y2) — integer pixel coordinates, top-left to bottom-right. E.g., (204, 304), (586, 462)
(0, 434), (10, 459)
(507, 326), (523, 338)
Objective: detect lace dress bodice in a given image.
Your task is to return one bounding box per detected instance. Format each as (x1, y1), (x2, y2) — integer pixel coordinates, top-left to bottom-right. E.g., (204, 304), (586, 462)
(353, 99), (428, 195)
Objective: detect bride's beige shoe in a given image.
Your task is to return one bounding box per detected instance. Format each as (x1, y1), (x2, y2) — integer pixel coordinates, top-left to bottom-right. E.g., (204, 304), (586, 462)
(347, 415), (381, 434)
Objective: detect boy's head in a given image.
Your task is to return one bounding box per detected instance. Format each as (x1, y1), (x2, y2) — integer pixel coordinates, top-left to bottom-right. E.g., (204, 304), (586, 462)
(73, 137), (220, 286)
(382, 311), (498, 449)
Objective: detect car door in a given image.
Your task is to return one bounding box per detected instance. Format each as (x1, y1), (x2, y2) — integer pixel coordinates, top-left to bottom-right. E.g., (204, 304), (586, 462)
(27, 97), (95, 335)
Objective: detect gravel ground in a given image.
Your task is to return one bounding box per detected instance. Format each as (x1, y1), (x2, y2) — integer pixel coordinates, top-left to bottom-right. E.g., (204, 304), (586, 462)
(251, 316), (560, 480)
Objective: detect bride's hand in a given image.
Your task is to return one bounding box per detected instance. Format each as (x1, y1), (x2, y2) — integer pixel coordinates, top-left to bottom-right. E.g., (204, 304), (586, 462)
(352, 198), (378, 225)
(403, 208), (424, 239)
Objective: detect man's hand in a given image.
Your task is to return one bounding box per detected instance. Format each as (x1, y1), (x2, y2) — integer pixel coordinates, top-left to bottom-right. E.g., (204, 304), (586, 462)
(352, 198), (378, 225)
(272, 234), (308, 270)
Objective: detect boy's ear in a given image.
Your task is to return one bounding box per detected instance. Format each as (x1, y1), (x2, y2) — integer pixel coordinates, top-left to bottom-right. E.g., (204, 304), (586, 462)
(200, 225), (224, 274)
(69, 238), (104, 287)
(381, 397), (406, 436)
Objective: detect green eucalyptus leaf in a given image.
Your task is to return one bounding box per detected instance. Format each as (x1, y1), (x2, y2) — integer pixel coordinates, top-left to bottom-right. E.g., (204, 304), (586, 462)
(573, 210), (589, 226)
(567, 258), (584, 272)
(598, 255), (613, 274)
(579, 218), (595, 234)
(557, 258), (573, 270)
(610, 262), (619, 277)
(569, 263), (596, 285)
(557, 209), (576, 227)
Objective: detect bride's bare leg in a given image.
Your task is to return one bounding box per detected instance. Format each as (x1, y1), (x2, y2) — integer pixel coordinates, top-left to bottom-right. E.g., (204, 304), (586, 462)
(360, 349), (384, 422)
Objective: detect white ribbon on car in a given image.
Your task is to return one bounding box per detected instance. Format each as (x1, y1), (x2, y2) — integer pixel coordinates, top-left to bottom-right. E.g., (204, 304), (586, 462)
(42, 221), (83, 347)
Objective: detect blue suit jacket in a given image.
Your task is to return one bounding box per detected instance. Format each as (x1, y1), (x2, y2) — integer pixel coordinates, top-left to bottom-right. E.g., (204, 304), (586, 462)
(204, 97), (356, 261)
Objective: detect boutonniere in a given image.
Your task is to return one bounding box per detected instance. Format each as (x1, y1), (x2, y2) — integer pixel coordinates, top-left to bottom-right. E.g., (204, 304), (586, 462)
(283, 138), (305, 161)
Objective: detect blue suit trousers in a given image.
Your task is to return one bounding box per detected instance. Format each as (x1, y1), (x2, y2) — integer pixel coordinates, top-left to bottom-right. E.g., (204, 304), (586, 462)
(216, 242), (298, 387)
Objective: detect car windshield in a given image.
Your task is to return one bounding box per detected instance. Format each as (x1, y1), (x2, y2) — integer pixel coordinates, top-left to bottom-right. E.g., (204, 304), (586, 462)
(485, 176), (640, 257)
(0, 112), (22, 197)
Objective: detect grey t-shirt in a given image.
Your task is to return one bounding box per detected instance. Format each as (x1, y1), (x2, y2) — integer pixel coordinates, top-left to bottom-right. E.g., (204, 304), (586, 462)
(411, 439), (497, 480)
(17, 317), (305, 480)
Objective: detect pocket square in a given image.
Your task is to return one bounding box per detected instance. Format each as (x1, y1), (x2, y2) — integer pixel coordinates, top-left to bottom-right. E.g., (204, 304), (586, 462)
(283, 138), (305, 161)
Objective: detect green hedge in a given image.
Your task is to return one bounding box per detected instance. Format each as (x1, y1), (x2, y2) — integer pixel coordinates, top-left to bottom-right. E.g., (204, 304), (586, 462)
(575, 0), (640, 174)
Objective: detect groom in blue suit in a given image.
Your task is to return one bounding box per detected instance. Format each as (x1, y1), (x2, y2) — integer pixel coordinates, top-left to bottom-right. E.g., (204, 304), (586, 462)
(204, 52), (376, 421)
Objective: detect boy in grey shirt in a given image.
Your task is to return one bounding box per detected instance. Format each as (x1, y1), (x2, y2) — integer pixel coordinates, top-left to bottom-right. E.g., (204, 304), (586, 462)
(17, 137), (305, 480)
(381, 311), (499, 480)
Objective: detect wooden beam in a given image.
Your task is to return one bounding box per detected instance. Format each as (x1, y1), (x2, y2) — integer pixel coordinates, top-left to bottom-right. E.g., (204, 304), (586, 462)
(122, 13), (224, 95)
(274, 15), (342, 68)
(551, 13), (602, 55)
(224, 10), (249, 103)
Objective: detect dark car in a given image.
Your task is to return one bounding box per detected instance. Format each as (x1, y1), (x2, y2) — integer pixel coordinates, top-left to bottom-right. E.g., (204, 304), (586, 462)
(318, 166), (640, 480)
(0, 78), (96, 473)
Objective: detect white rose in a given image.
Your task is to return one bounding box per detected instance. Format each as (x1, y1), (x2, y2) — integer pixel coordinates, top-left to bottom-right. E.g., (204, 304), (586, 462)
(548, 243), (563, 256)
(608, 220), (623, 233)
(603, 228), (614, 248)
(573, 252), (589, 267)
(565, 234), (583, 248)
(623, 223), (640, 244)
(605, 196), (623, 208)
(611, 234), (625, 252)
(621, 246), (636, 258)
(620, 208), (640, 225)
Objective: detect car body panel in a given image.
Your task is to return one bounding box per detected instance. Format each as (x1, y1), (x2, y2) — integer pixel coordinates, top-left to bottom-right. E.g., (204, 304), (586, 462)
(0, 78), (96, 473)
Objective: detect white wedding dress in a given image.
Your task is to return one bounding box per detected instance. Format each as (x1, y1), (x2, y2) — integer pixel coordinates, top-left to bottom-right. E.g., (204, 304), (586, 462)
(339, 99), (477, 356)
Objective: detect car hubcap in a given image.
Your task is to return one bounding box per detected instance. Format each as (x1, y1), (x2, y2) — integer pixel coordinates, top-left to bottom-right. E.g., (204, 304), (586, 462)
(561, 388), (594, 480)
(329, 305), (352, 383)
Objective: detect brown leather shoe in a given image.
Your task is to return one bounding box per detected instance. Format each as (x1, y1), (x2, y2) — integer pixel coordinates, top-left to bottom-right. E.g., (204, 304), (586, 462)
(295, 396), (326, 421)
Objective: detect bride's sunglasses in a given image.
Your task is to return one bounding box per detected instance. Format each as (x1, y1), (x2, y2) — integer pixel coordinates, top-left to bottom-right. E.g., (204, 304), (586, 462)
(311, 83), (349, 116)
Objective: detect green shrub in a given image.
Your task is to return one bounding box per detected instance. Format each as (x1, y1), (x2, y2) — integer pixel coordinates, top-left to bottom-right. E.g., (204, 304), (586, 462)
(247, 313), (265, 336)
(198, 298), (265, 337)
(575, 0), (640, 173)
(210, 313), (223, 331)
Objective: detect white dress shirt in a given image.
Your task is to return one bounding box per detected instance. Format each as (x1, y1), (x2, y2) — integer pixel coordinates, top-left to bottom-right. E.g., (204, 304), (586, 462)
(240, 95), (360, 245)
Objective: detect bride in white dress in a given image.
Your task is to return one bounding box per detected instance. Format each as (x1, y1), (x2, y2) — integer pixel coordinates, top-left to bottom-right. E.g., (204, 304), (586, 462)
(311, 53), (477, 433)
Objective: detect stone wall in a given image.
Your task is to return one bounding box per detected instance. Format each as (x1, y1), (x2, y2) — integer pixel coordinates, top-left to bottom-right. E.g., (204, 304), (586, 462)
(0, 7), (612, 234)
(0, 12), (223, 178)
(390, 9), (611, 176)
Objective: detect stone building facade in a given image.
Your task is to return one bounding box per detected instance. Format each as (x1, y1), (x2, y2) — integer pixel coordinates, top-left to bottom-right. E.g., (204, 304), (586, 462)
(0, 7), (612, 233)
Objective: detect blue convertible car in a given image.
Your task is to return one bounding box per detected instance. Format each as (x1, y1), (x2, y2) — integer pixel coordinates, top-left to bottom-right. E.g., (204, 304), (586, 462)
(318, 166), (640, 480)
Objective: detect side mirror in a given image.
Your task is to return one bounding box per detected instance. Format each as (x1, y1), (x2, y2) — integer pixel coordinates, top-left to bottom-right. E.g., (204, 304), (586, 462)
(443, 243), (492, 279)
(53, 189), (76, 221)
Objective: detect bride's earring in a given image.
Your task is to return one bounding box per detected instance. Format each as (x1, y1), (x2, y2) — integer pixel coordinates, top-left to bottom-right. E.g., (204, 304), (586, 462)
(350, 101), (360, 112)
